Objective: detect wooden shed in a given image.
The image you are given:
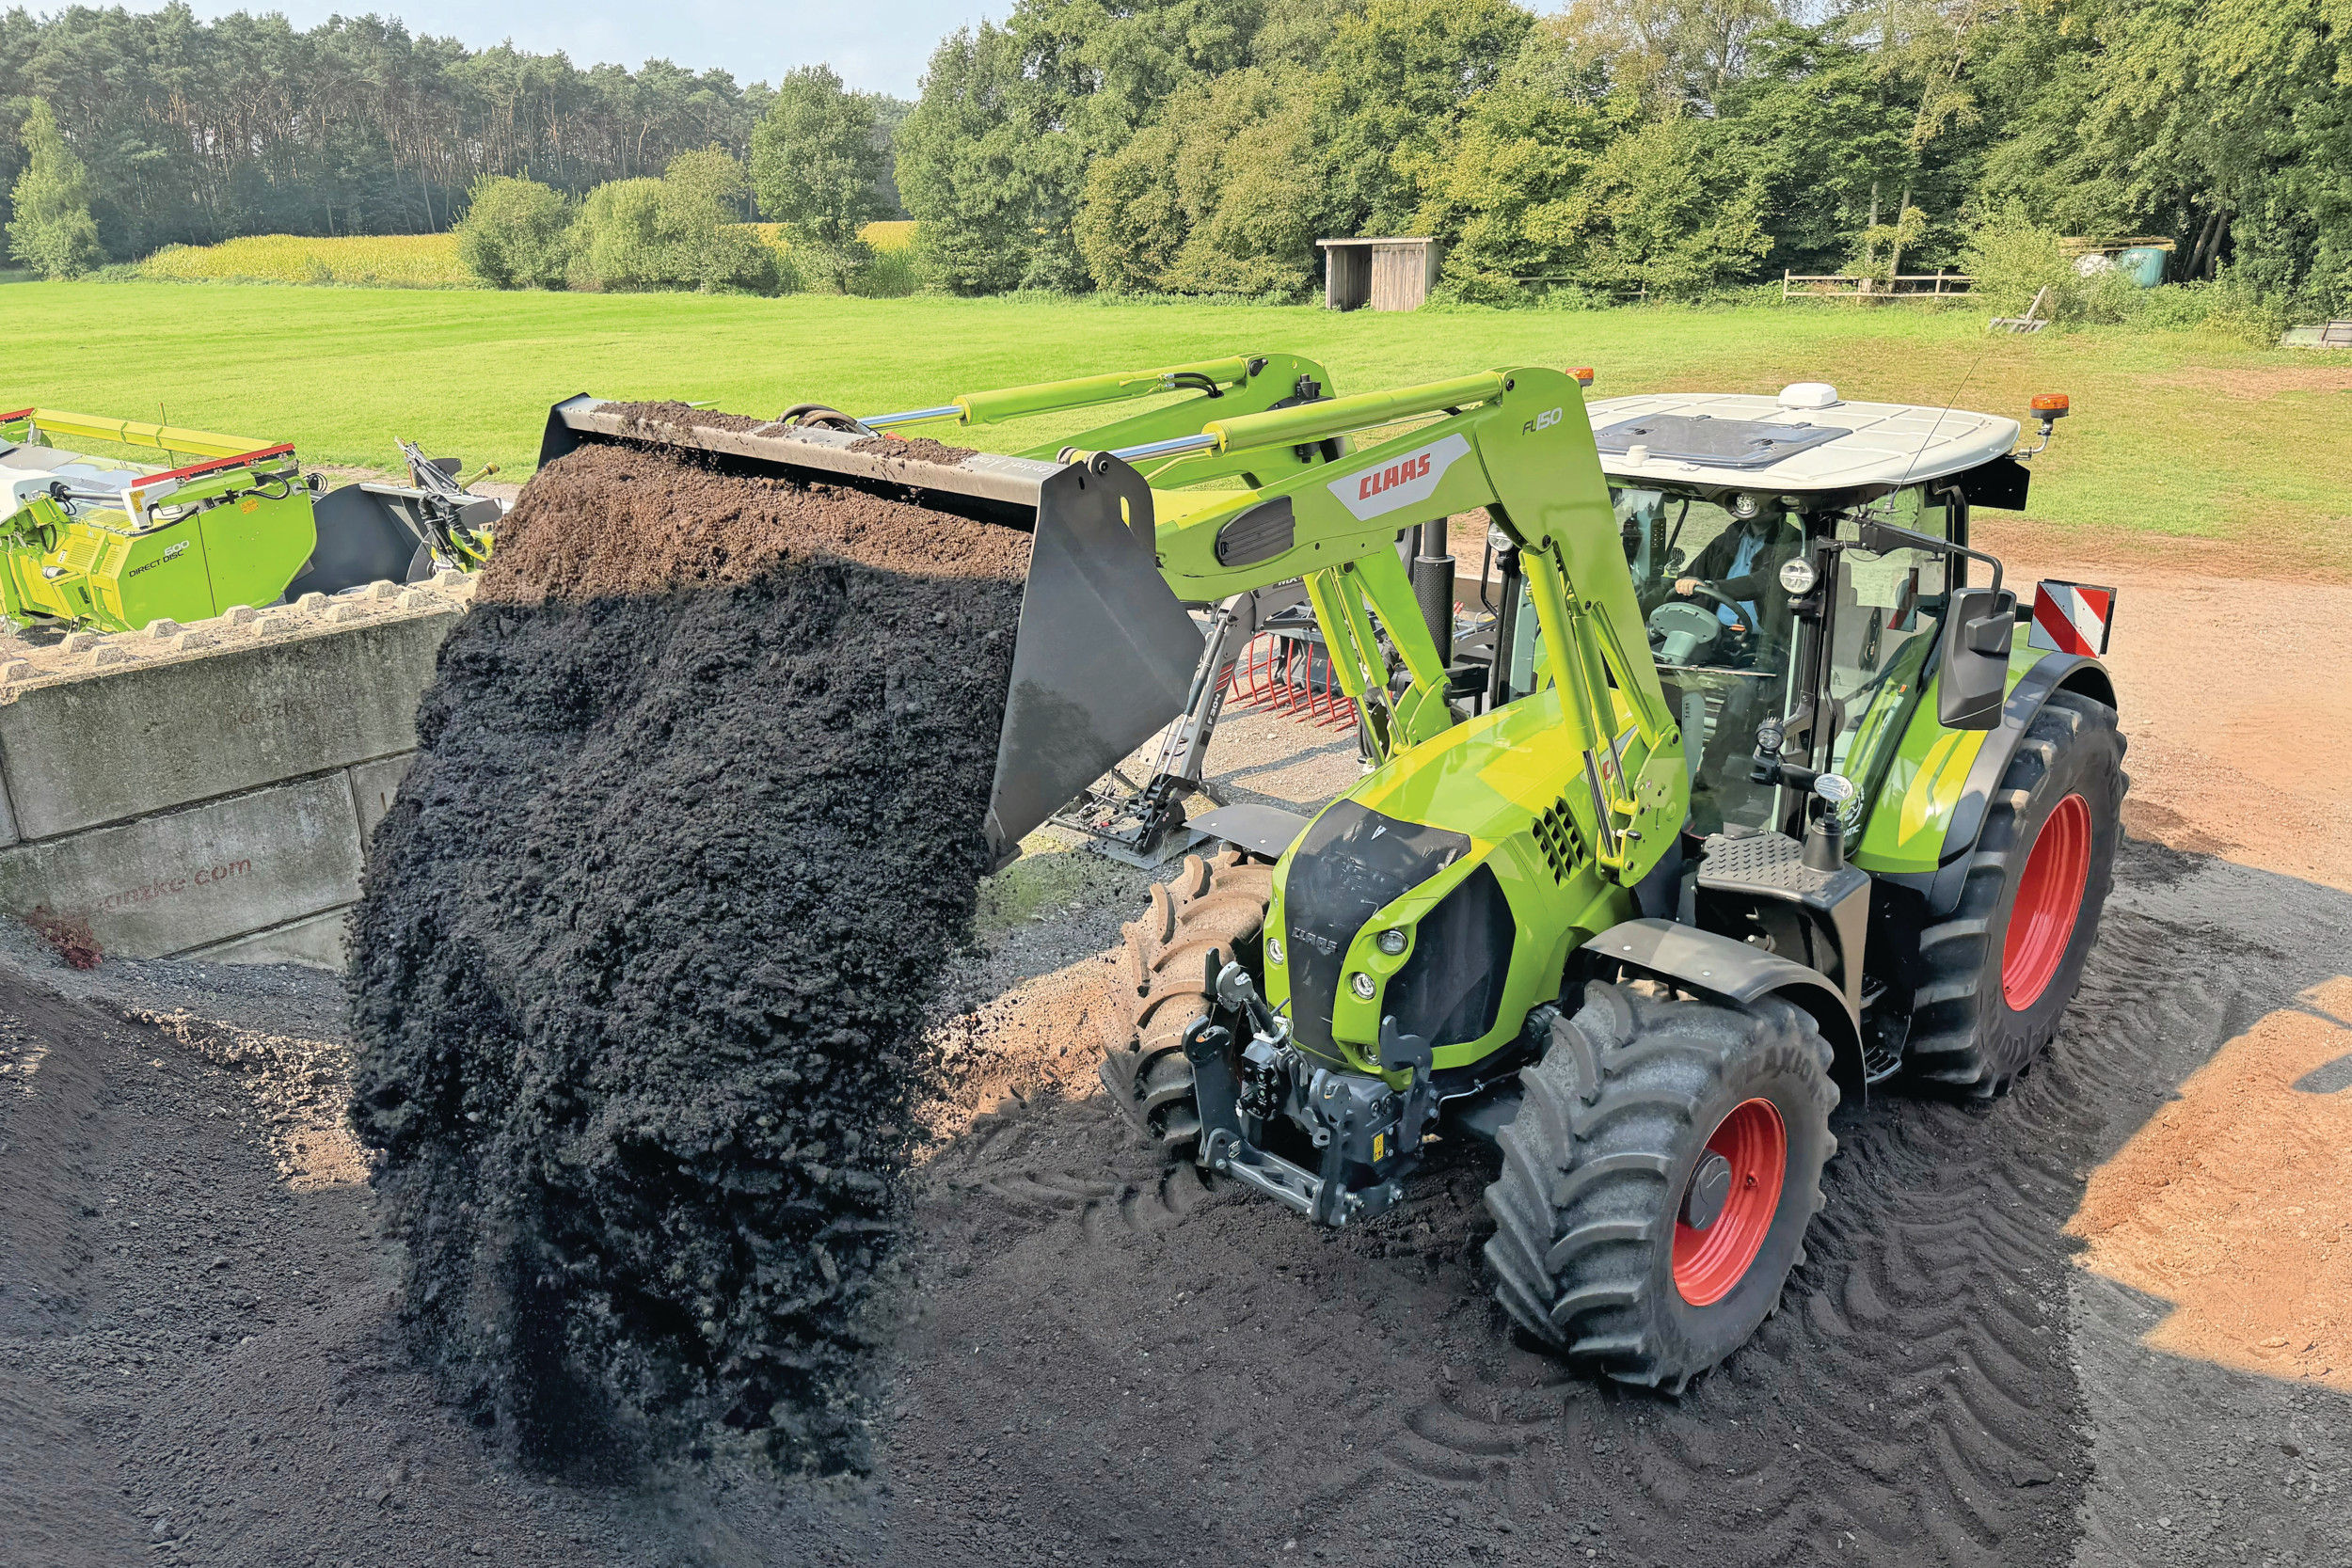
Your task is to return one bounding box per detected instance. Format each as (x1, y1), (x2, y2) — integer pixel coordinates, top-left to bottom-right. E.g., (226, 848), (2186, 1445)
(1318, 237), (1443, 311)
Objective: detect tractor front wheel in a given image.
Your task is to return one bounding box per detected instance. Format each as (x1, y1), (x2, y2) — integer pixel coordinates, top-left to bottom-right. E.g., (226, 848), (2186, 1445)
(1483, 982), (1838, 1391)
(1099, 849), (1273, 1155)
(1903, 689), (2126, 1095)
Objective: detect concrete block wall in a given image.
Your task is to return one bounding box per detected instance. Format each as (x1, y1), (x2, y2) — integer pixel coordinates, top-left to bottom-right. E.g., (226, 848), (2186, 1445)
(0, 576), (478, 968)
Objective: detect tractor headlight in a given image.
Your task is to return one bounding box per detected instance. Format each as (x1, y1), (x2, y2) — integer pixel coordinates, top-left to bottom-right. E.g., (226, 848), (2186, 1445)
(1778, 556), (1818, 595)
(1813, 772), (1855, 804)
(1349, 972), (1376, 1001)
(1376, 927), (1407, 956)
(1266, 937), (1285, 966)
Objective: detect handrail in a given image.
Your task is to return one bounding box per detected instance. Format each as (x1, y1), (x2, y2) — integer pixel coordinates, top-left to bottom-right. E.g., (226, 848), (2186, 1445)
(24, 408), (275, 459)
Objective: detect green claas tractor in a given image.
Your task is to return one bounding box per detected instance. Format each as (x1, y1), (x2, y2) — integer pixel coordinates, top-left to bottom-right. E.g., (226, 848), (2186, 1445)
(540, 358), (2122, 1388)
(0, 406), (499, 634)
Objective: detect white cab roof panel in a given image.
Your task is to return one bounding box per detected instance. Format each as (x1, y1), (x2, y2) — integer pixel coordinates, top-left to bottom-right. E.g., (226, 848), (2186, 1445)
(1584, 391), (2021, 493)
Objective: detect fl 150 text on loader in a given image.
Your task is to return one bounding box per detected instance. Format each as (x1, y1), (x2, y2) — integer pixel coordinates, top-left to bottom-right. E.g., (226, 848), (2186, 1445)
(538, 360), (2120, 1387)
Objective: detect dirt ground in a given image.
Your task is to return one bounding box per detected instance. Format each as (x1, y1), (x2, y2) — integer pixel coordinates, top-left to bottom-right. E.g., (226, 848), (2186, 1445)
(2066, 976), (2352, 1389)
(1981, 522), (2352, 896)
(5, 547), (2352, 1566)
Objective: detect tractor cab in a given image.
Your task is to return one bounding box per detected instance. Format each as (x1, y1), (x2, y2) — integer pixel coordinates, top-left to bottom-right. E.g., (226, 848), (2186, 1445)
(1512, 384), (2036, 842)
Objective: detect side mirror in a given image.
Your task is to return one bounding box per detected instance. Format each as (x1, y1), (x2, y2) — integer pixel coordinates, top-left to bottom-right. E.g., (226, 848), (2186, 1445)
(1937, 587), (2013, 730)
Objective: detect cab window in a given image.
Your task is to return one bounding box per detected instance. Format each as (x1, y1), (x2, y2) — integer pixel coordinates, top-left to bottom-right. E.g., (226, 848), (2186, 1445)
(1824, 487), (1954, 826)
(1615, 489), (1804, 835)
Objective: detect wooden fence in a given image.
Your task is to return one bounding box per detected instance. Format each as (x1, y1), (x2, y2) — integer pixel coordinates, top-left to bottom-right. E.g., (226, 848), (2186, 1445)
(1782, 271), (1974, 302)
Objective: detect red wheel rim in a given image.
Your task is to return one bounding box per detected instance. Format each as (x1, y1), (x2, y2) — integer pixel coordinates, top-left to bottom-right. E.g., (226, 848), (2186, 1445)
(1672, 1098), (1787, 1307)
(2002, 792), (2092, 1011)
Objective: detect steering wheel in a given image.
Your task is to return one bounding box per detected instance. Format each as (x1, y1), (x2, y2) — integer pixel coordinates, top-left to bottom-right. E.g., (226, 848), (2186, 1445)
(1651, 579), (1760, 668)
(1673, 579), (1751, 627)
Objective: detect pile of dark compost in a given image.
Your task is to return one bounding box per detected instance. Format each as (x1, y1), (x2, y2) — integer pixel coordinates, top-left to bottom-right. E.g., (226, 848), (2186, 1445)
(347, 435), (1027, 1474)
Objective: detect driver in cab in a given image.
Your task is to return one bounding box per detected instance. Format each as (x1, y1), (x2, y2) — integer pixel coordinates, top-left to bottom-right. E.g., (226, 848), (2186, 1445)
(1673, 507), (1802, 669)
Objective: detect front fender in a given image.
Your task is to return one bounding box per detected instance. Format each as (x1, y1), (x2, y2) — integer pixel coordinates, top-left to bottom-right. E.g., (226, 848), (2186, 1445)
(1581, 918), (1866, 1107)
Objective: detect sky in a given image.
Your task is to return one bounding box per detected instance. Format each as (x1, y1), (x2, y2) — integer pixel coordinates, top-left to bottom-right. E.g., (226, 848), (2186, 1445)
(161, 0), (993, 97)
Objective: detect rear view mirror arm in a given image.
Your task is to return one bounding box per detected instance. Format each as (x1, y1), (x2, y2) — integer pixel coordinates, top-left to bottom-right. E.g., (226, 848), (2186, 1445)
(1855, 517), (2004, 597)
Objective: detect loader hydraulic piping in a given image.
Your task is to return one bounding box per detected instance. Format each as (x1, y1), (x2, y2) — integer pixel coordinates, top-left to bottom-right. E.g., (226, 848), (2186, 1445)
(861, 404), (965, 430)
(1109, 432), (1222, 463)
(1089, 372), (1515, 469)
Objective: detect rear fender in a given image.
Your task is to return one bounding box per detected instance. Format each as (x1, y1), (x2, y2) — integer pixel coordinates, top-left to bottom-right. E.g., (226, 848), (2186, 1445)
(1855, 645), (2115, 914)
(1581, 918), (1866, 1106)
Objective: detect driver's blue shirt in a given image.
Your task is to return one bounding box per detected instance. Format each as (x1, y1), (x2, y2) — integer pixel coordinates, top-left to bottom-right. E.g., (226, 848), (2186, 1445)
(1721, 529), (1765, 627)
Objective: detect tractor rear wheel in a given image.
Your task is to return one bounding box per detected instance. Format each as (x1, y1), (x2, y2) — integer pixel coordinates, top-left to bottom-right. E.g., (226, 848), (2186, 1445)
(1483, 981), (1838, 1391)
(1903, 689), (2126, 1096)
(1099, 849), (1273, 1155)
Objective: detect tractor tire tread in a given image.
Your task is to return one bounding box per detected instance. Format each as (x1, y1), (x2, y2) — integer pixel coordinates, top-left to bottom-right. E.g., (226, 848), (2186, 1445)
(1101, 849), (1272, 1154)
(1482, 985), (1837, 1390)
(1901, 689), (2125, 1095)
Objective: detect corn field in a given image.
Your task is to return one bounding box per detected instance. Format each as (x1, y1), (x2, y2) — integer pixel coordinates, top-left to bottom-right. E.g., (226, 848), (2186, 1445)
(138, 223), (918, 290)
(139, 234), (470, 287)
(740, 221), (916, 252)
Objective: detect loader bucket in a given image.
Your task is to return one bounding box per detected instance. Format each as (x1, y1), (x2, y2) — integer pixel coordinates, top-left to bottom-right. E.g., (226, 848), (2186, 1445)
(538, 396), (1206, 866)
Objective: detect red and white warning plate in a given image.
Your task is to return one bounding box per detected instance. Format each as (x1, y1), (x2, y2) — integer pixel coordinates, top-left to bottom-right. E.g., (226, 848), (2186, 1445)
(2026, 579), (2117, 657)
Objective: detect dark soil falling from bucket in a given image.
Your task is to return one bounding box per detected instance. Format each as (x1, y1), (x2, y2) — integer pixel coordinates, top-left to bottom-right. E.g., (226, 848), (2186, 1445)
(346, 437), (1027, 1474)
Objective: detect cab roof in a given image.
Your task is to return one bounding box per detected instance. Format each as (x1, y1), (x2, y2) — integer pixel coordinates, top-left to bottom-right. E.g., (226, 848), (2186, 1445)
(1584, 389), (2021, 495)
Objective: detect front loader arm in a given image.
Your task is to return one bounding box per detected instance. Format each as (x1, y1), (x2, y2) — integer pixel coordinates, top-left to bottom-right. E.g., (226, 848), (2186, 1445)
(1133, 367), (1688, 883)
(858, 352), (1346, 493)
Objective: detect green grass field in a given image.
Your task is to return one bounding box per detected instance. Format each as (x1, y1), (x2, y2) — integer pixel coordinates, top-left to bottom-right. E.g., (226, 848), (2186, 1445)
(8, 279), (2346, 566)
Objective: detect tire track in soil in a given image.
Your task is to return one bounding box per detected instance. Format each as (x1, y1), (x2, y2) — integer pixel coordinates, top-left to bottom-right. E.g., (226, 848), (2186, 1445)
(859, 905), (2230, 1568)
(924, 1106), (1215, 1246)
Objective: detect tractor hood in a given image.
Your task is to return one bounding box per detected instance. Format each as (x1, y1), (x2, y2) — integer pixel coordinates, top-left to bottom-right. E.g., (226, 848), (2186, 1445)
(1265, 687), (1637, 1072)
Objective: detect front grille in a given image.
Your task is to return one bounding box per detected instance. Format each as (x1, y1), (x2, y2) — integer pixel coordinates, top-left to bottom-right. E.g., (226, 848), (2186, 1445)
(1384, 864), (1514, 1050)
(1280, 801), (1470, 1059)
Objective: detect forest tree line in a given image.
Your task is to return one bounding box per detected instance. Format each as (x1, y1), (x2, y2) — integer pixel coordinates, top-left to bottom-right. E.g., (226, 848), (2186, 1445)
(0, 2), (906, 257)
(4, 0), (2346, 318)
(889, 0), (2348, 315)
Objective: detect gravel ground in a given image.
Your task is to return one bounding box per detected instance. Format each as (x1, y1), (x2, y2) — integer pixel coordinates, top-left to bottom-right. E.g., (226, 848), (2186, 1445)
(2, 692), (2348, 1567)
